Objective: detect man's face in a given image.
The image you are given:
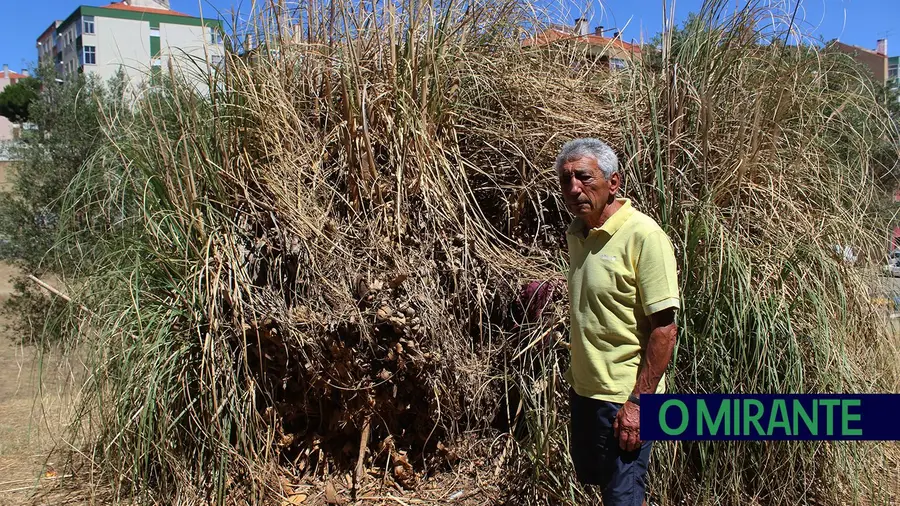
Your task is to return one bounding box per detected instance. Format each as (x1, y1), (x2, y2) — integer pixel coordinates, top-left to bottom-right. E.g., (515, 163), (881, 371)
(558, 155), (619, 218)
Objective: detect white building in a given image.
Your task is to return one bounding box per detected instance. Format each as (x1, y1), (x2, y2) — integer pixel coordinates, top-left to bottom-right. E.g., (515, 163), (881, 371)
(37, 0), (224, 86)
(0, 66), (32, 142)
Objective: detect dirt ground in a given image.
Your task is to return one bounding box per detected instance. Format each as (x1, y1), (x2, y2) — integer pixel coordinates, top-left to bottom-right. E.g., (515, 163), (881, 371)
(0, 261), (69, 505)
(0, 162), (81, 504)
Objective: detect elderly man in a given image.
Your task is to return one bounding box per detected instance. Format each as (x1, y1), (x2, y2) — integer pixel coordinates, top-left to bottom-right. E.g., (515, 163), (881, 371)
(557, 138), (679, 506)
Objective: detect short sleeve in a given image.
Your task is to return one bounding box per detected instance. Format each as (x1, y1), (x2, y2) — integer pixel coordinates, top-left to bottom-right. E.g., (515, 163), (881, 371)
(636, 230), (680, 315)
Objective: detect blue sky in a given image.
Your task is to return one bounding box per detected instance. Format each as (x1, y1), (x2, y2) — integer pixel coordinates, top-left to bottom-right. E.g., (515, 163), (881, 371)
(1, 0), (899, 75)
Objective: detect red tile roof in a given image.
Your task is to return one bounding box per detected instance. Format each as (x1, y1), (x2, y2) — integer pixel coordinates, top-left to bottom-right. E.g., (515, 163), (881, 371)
(831, 40), (886, 59)
(523, 28), (642, 54)
(102, 2), (189, 16)
(2, 71), (29, 80)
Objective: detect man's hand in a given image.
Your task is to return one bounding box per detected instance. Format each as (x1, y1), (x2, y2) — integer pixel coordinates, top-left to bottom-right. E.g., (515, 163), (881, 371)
(616, 308), (676, 453)
(613, 400), (642, 452)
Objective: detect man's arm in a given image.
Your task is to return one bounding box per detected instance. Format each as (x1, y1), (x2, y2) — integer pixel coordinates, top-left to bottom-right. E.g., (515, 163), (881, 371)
(613, 308), (678, 452)
(633, 308), (677, 397)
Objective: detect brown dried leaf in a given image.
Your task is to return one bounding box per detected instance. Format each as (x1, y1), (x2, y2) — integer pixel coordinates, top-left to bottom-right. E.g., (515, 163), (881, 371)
(281, 494), (308, 505)
(389, 273), (408, 288)
(392, 454), (418, 489)
(325, 481), (343, 504)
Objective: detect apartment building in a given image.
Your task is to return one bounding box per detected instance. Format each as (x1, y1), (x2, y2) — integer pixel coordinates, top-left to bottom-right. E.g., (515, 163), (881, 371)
(36, 0), (224, 85)
(522, 18), (642, 70)
(831, 39), (889, 86)
(889, 56), (899, 87)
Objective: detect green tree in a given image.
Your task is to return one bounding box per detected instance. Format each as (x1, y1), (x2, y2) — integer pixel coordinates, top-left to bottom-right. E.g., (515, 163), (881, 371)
(0, 76), (40, 123)
(877, 79), (900, 124)
(0, 64), (127, 343)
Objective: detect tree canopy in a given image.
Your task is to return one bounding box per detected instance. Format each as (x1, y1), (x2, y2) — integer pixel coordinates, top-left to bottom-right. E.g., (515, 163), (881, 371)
(0, 77), (41, 123)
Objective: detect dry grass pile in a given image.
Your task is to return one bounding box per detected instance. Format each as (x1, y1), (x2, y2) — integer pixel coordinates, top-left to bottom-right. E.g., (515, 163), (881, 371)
(40, 0), (900, 504)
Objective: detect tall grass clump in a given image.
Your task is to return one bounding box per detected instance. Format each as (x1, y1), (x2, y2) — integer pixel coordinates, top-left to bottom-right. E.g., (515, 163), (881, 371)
(41, 0), (899, 504)
(622, 5), (900, 504)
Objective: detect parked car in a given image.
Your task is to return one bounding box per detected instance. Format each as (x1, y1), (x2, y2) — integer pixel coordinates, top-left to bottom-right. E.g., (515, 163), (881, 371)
(883, 258), (900, 277)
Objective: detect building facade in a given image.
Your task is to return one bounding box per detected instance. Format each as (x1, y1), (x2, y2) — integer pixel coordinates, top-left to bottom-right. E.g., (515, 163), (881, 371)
(522, 19), (642, 70)
(889, 56), (899, 88)
(831, 39), (888, 86)
(36, 0), (224, 86)
(0, 66), (32, 142)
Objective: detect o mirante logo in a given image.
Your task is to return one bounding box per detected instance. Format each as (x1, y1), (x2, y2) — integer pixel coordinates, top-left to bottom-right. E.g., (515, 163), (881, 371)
(641, 395), (899, 441)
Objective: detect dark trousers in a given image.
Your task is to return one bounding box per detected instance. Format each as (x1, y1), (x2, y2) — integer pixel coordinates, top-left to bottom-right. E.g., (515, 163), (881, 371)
(569, 388), (653, 506)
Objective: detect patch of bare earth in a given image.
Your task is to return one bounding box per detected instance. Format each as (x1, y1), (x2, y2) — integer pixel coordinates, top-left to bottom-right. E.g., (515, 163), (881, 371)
(0, 262), (64, 504)
(0, 262), (105, 506)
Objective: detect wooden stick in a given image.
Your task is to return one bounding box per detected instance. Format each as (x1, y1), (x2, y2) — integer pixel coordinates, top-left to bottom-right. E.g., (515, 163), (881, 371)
(357, 496), (422, 505)
(353, 415), (372, 500)
(26, 275), (92, 315)
(0, 474), (72, 488)
(0, 484), (43, 494)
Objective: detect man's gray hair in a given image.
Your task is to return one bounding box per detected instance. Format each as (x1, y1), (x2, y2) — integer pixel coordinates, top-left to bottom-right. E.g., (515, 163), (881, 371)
(555, 138), (618, 180)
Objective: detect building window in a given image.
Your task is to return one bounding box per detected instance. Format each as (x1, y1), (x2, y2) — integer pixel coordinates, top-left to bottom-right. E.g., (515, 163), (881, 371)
(150, 27), (160, 37)
(83, 16), (95, 34)
(210, 29), (223, 45)
(152, 58), (162, 67)
(609, 57), (627, 70)
(83, 46), (96, 65)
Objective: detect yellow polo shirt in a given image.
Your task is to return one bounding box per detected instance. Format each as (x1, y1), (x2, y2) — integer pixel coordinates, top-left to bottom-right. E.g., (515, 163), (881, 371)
(564, 199), (680, 403)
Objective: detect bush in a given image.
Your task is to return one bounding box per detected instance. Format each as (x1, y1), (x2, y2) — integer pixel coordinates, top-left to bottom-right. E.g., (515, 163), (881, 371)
(0, 76), (40, 123)
(0, 65), (127, 343)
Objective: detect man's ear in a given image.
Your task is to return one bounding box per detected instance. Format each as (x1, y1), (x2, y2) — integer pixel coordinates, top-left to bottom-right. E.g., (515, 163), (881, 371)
(608, 171), (621, 195)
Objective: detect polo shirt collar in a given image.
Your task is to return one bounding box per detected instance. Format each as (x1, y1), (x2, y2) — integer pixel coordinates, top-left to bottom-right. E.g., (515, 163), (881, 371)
(568, 198), (634, 238)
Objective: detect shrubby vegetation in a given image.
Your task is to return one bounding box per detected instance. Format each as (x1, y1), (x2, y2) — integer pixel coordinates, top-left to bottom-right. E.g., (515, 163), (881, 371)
(0, 76), (40, 123)
(0, 65), (126, 342)
(2, 1), (898, 504)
